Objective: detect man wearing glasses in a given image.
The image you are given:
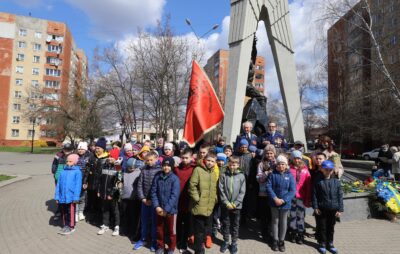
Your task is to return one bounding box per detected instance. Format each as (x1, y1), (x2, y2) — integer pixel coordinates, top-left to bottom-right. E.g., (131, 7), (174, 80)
(258, 122), (287, 150)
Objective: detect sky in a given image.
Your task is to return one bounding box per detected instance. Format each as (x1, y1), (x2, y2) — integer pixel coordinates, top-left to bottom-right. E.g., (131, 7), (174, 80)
(0, 0), (331, 98)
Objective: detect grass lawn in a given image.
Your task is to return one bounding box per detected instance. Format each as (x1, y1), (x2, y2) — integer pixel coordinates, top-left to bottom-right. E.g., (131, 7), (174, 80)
(0, 146), (59, 154)
(0, 175), (15, 182)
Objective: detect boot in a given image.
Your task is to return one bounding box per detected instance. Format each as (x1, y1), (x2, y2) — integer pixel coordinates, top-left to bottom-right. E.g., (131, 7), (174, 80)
(296, 233), (304, 245)
(289, 232), (296, 243)
(278, 241), (285, 252)
(271, 241), (279, 252)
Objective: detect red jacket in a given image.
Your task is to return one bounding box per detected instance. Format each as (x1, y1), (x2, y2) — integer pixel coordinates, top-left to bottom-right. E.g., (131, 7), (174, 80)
(174, 162), (196, 213)
(290, 165), (312, 207)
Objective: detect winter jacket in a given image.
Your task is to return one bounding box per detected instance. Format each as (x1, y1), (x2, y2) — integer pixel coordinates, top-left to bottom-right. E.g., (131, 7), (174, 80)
(214, 144), (225, 154)
(54, 165), (82, 204)
(97, 160), (122, 200)
(234, 133), (258, 152)
(256, 160), (275, 196)
(77, 151), (94, 184)
(312, 175), (344, 212)
(290, 165), (312, 207)
(174, 162), (196, 213)
(52, 151), (70, 181)
(137, 163), (162, 201)
(218, 169), (246, 209)
(266, 169), (296, 210)
(122, 168), (141, 200)
(239, 152), (253, 178)
(151, 171), (181, 214)
(86, 152), (109, 191)
(197, 159), (220, 180)
(189, 164), (218, 216)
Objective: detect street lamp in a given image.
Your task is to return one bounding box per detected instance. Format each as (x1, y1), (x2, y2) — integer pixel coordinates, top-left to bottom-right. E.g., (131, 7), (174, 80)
(31, 117), (36, 153)
(185, 18), (219, 41)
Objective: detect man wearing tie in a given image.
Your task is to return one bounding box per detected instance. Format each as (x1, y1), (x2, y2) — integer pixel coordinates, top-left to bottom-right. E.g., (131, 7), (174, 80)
(234, 121), (258, 153)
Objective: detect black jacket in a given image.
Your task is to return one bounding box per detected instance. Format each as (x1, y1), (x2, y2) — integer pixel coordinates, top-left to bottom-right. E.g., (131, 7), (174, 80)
(97, 161), (122, 199)
(312, 174), (344, 212)
(86, 153), (109, 191)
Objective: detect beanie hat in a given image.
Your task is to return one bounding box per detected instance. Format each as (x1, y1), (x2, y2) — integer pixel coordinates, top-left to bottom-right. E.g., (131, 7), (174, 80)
(321, 160), (335, 170)
(126, 157), (137, 169)
(239, 139), (249, 147)
(124, 143), (133, 151)
(179, 141), (189, 150)
(291, 150), (303, 159)
(95, 137), (107, 150)
(216, 153), (227, 163)
(77, 142), (88, 151)
(132, 144), (142, 151)
(173, 156), (181, 166)
(62, 142), (74, 151)
(162, 157), (175, 167)
(67, 154), (79, 165)
(276, 155), (288, 164)
(249, 145), (257, 153)
(164, 142), (174, 150)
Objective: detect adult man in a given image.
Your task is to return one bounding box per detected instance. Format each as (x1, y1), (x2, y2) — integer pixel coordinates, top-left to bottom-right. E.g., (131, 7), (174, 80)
(377, 144), (393, 177)
(155, 138), (164, 156)
(258, 121), (287, 150)
(234, 121), (258, 152)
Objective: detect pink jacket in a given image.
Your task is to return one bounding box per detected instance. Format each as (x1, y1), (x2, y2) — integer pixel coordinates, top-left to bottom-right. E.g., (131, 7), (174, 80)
(290, 165), (312, 207)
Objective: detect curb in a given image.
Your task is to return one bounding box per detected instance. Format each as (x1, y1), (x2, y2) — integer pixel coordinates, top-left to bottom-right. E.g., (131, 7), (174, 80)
(0, 174), (32, 189)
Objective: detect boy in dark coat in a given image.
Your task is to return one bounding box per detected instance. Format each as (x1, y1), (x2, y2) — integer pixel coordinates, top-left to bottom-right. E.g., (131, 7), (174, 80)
(151, 157), (180, 254)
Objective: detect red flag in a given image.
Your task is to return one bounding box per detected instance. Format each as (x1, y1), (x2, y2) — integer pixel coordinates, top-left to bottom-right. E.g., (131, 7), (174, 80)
(183, 60), (224, 147)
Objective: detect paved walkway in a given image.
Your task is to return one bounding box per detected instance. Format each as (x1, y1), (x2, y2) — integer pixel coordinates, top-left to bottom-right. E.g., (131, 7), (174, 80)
(0, 152), (400, 254)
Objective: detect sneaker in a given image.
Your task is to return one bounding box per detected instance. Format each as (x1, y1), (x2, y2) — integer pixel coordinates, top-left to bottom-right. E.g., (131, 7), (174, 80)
(278, 241), (285, 252)
(112, 226), (119, 236)
(229, 244), (238, 254)
(271, 241), (279, 252)
(205, 235), (213, 248)
(327, 243), (338, 254)
(78, 212), (86, 221)
(155, 248), (164, 254)
(167, 251), (174, 254)
(133, 240), (145, 250)
(318, 244), (327, 254)
(296, 233), (304, 245)
(289, 232), (296, 243)
(179, 248), (187, 253)
(220, 241), (229, 253)
(150, 245), (157, 252)
(58, 226), (68, 234)
(60, 227), (75, 235)
(97, 225), (109, 235)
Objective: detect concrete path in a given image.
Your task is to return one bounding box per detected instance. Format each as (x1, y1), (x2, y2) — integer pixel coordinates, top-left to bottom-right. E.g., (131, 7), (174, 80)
(0, 152), (399, 254)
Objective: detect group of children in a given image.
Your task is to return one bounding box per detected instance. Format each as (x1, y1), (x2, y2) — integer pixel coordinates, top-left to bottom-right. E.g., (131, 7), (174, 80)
(52, 136), (343, 254)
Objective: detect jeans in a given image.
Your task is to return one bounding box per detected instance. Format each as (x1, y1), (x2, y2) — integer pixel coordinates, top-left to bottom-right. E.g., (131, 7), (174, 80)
(140, 203), (157, 245)
(221, 208), (241, 244)
(102, 199), (120, 227)
(270, 207), (289, 241)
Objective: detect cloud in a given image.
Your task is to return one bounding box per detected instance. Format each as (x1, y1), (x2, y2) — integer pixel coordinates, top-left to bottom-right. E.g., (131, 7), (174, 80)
(65, 0), (166, 39)
(14, 0), (46, 8)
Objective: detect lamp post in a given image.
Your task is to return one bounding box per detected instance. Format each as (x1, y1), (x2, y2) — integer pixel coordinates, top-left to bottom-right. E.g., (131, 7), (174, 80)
(31, 117), (36, 153)
(185, 18), (219, 41)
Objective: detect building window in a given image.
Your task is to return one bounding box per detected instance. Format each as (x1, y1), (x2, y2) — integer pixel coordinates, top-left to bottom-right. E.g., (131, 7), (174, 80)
(12, 116), (20, 124)
(29, 104), (37, 110)
(46, 57), (62, 66)
(16, 66), (23, 74)
(45, 80), (60, 88)
(33, 55), (40, 63)
(11, 129), (19, 137)
(13, 104), (21, 111)
(30, 92), (41, 99)
(47, 44), (62, 53)
(14, 91), (22, 98)
(44, 93), (59, 101)
(31, 80), (39, 87)
(17, 53), (24, 61)
(18, 41), (26, 48)
(34, 31), (42, 39)
(28, 130), (35, 137)
(255, 74), (264, 80)
(19, 29), (27, 36)
(32, 68), (40, 75)
(46, 68), (61, 77)
(33, 43), (41, 51)
(15, 79), (23, 86)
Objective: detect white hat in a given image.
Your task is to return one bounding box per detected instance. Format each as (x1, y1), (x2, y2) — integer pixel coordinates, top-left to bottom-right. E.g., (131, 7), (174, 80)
(164, 142), (173, 150)
(124, 143), (133, 151)
(276, 155), (288, 165)
(77, 142), (88, 150)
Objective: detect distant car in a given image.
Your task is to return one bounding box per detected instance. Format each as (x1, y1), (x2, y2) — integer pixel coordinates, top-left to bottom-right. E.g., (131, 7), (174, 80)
(362, 148), (380, 160)
(341, 149), (357, 159)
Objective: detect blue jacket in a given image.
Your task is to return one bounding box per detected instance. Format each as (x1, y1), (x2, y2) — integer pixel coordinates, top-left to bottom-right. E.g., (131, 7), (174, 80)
(312, 174), (344, 212)
(151, 171), (180, 214)
(258, 131), (288, 150)
(214, 145), (225, 154)
(54, 165), (82, 204)
(266, 169), (296, 209)
(234, 133), (258, 152)
(137, 163), (162, 200)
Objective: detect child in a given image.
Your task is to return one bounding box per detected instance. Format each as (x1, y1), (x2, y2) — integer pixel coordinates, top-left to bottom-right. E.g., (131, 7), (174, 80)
(312, 160), (343, 254)
(174, 148), (196, 253)
(134, 151), (162, 251)
(76, 142), (94, 221)
(217, 153), (228, 174)
(151, 157), (181, 254)
(237, 139), (253, 223)
(223, 145), (233, 158)
(266, 155), (296, 252)
(54, 153), (82, 235)
(120, 157), (141, 240)
(214, 136), (226, 154)
(288, 150), (312, 244)
(189, 152), (218, 254)
(218, 156), (246, 254)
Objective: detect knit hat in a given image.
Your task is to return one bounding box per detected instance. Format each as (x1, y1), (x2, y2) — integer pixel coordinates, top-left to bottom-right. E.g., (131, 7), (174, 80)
(173, 156), (181, 166)
(124, 143), (133, 151)
(126, 157), (136, 169)
(162, 157), (175, 168)
(239, 139), (249, 147)
(291, 150), (303, 159)
(216, 153), (227, 163)
(276, 155), (288, 164)
(77, 142), (88, 151)
(62, 142), (74, 151)
(179, 141), (189, 150)
(321, 160), (335, 170)
(249, 145), (257, 153)
(67, 154), (79, 165)
(294, 140), (304, 146)
(164, 142), (173, 150)
(95, 137), (107, 150)
(132, 143), (142, 151)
